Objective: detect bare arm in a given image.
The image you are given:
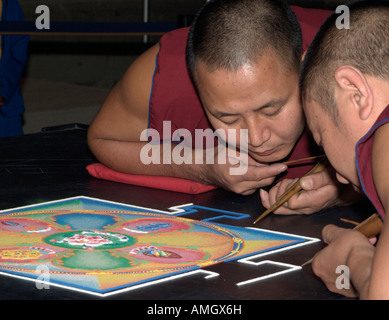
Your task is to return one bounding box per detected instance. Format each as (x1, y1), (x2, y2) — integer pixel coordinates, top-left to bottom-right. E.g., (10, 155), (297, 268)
(88, 44), (201, 179)
(88, 44), (159, 173)
(88, 45), (220, 183)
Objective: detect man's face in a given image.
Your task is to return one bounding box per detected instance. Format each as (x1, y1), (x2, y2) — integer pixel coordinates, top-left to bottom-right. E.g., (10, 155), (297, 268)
(194, 51), (305, 164)
(304, 99), (361, 190)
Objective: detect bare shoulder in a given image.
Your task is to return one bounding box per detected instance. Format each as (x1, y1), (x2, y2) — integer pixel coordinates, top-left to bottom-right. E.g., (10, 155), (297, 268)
(88, 43), (160, 142)
(118, 43), (160, 118)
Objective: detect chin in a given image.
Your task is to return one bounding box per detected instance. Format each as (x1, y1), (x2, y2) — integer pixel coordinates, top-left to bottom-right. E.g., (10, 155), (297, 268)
(250, 149), (287, 164)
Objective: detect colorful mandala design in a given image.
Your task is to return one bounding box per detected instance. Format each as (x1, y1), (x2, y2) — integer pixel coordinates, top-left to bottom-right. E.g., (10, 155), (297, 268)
(0, 211), (243, 272)
(0, 197), (310, 295)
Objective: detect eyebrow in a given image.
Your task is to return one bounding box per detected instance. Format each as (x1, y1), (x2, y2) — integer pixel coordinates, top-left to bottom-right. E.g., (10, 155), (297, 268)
(213, 99), (282, 118)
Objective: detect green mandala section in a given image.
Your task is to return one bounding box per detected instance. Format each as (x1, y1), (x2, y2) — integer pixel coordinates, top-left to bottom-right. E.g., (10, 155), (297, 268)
(44, 230), (136, 250)
(57, 250), (139, 271)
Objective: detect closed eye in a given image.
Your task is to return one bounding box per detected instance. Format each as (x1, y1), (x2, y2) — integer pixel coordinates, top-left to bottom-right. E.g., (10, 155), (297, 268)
(260, 105), (283, 117)
(221, 118), (239, 125)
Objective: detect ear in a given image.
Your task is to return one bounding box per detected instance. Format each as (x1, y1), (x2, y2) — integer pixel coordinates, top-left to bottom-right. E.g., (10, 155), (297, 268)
(334, 66), (373, 120)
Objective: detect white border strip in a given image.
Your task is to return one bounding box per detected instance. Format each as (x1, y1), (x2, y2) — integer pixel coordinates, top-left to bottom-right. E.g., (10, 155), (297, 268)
(0, 269), (219, 298)
(0, 195), (194, 216)
(236, 261), (302, 286)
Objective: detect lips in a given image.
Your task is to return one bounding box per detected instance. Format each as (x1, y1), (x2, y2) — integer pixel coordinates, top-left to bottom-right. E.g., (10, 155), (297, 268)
(253, 147), (277, 157)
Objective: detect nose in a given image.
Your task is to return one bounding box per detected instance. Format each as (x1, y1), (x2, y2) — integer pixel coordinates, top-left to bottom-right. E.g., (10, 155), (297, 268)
(246, 121), (271, 148)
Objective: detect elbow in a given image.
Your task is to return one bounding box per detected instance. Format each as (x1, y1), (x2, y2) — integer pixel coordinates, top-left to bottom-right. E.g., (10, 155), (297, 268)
(87, 124), (104, 162)
(87, 126), (97, 153)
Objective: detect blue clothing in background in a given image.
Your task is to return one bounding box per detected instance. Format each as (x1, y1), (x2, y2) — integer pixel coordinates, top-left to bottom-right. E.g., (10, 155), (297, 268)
(0, 0), (29, 137)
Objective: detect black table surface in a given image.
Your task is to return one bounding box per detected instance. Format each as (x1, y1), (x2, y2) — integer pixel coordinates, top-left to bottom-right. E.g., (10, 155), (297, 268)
(0, 124), (374, 301)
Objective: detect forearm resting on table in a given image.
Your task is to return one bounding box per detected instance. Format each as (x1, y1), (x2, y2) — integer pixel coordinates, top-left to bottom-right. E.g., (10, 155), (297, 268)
(87, 137), (213, 184)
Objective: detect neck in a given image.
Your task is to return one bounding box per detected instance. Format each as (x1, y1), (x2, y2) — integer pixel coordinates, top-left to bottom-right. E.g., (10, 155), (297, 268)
(370, 76), (389, 114)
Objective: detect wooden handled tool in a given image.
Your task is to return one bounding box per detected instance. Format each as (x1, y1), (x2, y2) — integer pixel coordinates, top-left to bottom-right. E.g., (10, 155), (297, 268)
(282, 155), (326, 166)
(353, 213), (383, 238)
(253, 157), (329, 224)
(301, 213), (383, 267)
